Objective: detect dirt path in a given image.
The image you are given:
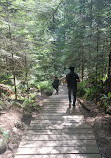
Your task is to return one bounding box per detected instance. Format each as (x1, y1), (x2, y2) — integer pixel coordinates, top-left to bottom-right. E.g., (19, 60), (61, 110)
(78, 99), (111, 158)
(0, 94), (48, 158)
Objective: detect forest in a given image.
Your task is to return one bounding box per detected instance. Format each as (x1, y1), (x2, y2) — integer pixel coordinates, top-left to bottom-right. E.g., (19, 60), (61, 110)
(0, 0), (111, 153)
(0, 0), (111, 108)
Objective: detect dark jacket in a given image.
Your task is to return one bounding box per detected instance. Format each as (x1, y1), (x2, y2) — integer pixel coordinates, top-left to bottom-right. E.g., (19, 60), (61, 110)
(52, 79), (59, 88)
(66, 71), (79, 89)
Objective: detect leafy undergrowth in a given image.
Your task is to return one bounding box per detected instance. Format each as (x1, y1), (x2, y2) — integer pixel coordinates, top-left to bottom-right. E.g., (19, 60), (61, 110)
(77, 77), (111, 114)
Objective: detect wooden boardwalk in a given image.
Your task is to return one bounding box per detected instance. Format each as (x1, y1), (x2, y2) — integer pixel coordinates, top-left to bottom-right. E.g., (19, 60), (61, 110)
(15, 86), (101, 158)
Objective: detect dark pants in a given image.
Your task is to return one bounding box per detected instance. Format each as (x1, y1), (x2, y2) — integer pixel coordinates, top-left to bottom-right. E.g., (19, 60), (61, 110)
(68, 87), (77, 106)
(55, 87), (59, 93)
(53, 86), (59, 94)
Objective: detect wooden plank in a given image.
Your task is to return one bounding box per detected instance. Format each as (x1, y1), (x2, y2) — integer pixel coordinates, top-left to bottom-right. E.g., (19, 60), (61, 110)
(28, 123), (91, 130)
(28, 127), (92, 130)
(42, 108), (80, 112)
(34, 115), (85, 120)
(32, 118), (84, 121)
(43, 100), (68, 103)
(42, 108), (71, 110)
(33, 116), (84, 120)
(36, 115), (84, 118)
(25, 133), (94, 137)
(31, 117), (85, 122)
(16, 146), (99, 155)
(15, 154), (101, 158)
(19, 140), (97, 148)
(40, 112), (82, 115)
(41, 109), (80, 113)
(43, 108), (80, 110)
(22, 134), (95, 141)
(36, 113), (82, 116)
(40, 111), (81, 115)
(30, 120), (87, 125)
(30, 121), (89, 126)
(31, 119), (86, 124)
(43, 102), (68, 104)
(32, 117), (85, 121)
(25, 133), (95, 138)
(25, 129), (93, 135)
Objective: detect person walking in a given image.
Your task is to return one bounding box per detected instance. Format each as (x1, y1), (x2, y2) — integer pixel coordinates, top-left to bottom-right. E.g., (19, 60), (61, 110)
(52, 76), (60, 95)
(66, 65), (80, 108)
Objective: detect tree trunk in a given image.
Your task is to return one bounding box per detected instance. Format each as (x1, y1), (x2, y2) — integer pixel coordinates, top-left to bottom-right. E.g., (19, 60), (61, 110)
(13, 68), (17, 100)
(81, 47), (84, 81)
(24, 54), (29, 93)
(8, 22), (17, 99)
(108, 33), (111, 91)
(0, 89), (1, 97)
(95, 7), (100, 81)
(88, 0), (93, 77)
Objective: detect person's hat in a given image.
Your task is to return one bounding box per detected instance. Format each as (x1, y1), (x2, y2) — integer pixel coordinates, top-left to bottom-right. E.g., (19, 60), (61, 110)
(69, 65), (75, 71)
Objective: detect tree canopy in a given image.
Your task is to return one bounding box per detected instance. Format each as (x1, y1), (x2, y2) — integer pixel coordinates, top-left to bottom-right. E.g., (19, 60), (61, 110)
(0, 0), (111, 98)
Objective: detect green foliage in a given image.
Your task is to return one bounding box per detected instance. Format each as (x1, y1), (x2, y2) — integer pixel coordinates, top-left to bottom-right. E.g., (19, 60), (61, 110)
(18, 81), (28, 93)
(84, 85), (98, 100)
(78, 77), (104, 100)
(102, 74), (108, 82)
(77, 81), (86, 97)
(0, 128), (9, 143)
(103, 102), (108, 109)
(78, 81), (99, 100)
(18, 97), (41, 114)
(36, 81), (53, 94)
(100, 92), (111, 100)
(22, 98), (34, 108)
(30, 80), (38, 88)
(108, 92), (111, 99)
(78, 75), (111, 110)
(0, 73), (12, 85)
(30, 93), (37, 100)
(100, 92), (111, 109)
(0, 100), (4, 110)
(10, 100), (22, 107)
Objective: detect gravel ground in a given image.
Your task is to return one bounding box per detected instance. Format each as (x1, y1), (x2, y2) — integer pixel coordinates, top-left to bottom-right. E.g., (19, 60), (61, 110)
(78, 99), (111, 158)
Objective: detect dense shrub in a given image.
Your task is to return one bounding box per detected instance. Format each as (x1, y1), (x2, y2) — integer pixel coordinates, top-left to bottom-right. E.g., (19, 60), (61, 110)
(36, 81), (53, 95)
(78, 76), (111, 109)
(0, 73), (12, 85)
